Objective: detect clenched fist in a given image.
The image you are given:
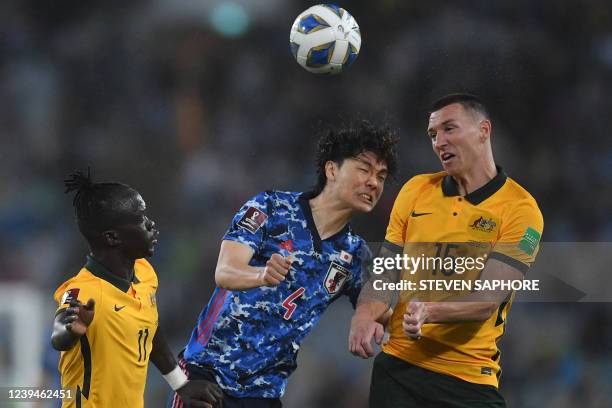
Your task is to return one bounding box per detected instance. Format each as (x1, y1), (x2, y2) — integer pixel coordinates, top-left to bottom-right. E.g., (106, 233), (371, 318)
(258, 253), (292, 286)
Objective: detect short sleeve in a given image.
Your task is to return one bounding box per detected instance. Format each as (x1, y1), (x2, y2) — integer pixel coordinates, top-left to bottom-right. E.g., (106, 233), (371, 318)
(385, 177), (424, 248)
(53, 275), (101, 315)
(343, 243), (373, 308)
(489, 199), (544, 275)
(222, 191), (272, 254)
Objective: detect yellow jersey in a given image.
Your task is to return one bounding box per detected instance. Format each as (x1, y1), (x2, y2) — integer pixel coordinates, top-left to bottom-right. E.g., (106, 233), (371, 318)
(54, 256), (159, 407)
(382, 168), (543, 387)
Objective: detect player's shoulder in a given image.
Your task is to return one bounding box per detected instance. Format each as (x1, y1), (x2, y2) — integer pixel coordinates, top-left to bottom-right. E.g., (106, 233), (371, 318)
(502, 177), (541, 210)
(265, 190), (300, 201)
(264, 190), (307, 214)
(245, 190), (301, 207)
(53, 268), (99, 302)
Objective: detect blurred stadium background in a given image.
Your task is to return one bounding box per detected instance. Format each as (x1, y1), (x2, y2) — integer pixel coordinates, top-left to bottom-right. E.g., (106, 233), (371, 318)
(1, 0), (611, 407)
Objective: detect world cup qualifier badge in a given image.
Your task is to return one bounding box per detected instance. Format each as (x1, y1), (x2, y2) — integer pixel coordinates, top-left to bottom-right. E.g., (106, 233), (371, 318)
(237, 207), (268, 234)
(61, 288), (80, 305)
(324, 262), (349, 295)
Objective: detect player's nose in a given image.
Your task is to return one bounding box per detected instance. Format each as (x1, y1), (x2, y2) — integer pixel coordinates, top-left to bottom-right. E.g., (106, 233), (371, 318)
(434, 133), (447, 149)
(365, 173), (381, 191)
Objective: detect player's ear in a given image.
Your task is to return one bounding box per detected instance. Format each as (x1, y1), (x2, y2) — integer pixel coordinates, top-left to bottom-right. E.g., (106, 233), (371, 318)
(102, 230), (121, 247)
(325, 160), (338, 182)
(479, 119), (491, 142)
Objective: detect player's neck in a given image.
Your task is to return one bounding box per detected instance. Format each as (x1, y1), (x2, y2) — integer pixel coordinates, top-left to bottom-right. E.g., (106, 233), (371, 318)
(89, 251), (136, 281)
(453, 160), (497, 196)
(309, 193), (352, 240)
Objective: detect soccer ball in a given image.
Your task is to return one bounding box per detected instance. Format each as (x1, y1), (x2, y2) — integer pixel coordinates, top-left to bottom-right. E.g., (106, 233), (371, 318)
(289, 4), (361, 74)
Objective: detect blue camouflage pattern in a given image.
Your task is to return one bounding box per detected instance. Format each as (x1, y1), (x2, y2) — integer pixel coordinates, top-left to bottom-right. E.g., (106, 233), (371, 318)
(183, 191), (370, 398)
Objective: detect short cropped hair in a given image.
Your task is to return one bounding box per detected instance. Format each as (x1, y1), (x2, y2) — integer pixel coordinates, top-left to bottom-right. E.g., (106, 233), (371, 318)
(430, 93), (490, 120)
(313, 120), (399, 195)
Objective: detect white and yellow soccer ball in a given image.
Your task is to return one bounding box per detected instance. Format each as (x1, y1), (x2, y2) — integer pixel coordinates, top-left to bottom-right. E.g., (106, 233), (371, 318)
(289, 4), (361, 75)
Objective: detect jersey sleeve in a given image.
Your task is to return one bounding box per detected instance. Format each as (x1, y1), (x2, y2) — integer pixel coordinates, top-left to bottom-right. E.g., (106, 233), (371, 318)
(53, 275), (101, 315)
(222, 191), (272, 254)
(489, 199), (544, 275)
(384, 176), (425, 251)
(343, 243), (372, 308)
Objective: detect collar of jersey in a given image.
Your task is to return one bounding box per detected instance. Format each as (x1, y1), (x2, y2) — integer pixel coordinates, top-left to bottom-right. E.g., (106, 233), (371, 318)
(298, 191), (351, 253)
(85, 255), (139, 292)
(441, 165), (507, 205)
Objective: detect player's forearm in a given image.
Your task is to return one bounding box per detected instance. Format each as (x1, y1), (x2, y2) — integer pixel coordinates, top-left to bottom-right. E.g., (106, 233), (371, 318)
(423, 301), (498, 323)
(215, 264), (264, 290)
(150, 327), (178, 375)
(50, 315), (80, 351)
(354, 300), (390, 322)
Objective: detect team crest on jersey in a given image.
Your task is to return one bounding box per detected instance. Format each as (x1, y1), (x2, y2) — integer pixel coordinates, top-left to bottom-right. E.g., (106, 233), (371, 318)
(237, 207), (268, 234)
(324, 262), (349, 295)
(469, 216), (497, 233)
(61, 288), (80, 305)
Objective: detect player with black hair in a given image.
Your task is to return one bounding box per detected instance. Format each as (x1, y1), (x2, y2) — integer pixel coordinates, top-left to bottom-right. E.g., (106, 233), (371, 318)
(52, 170), (223, 408)
(169, 121), (398, 408)
(312, 120), (398, 195)
(350, 94), (543, 407)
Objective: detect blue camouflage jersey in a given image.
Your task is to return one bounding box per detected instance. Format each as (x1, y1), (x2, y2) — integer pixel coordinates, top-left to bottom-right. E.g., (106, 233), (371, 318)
(183, 191), (370, 398)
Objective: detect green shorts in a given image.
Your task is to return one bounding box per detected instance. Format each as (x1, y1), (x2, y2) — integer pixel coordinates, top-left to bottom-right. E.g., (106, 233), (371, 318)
(370, 352), (506, 408)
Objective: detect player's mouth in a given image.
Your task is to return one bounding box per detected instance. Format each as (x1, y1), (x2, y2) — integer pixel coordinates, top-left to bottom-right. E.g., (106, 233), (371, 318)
(441, 152), (455, 163)
(358, 192), (374, 205)
(150, 231), (159, 247)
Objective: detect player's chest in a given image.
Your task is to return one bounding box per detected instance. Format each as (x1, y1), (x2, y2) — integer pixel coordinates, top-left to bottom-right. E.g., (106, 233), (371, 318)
(406, 195), (502, 242)
(100, 287), (158, 335)
(261, 220), (359, 301)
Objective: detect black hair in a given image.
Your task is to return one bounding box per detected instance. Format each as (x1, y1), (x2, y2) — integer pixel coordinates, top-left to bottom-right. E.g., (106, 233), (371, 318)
(64, 169), (139, 243)
(430, 93), (490, 120)
(313, 120), (399, 195)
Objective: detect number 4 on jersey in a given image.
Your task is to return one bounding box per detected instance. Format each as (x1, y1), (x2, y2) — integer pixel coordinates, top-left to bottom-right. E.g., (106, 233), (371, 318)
(281, 287), (305, 320)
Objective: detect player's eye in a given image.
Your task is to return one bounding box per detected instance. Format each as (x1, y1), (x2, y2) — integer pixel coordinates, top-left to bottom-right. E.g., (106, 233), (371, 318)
(358, 167), (369, 173)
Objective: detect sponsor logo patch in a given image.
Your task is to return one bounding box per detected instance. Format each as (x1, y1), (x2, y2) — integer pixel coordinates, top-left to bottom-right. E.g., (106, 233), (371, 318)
(237, 207), (268, 234)
(518, 227), (541, 256)
(61, 288), (80, 305)
(481, 367), (492, 376)
(324, 262), (349, 295)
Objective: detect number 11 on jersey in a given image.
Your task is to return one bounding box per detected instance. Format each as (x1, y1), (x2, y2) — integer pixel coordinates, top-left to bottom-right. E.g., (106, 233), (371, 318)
(281, 287), (305, 320)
